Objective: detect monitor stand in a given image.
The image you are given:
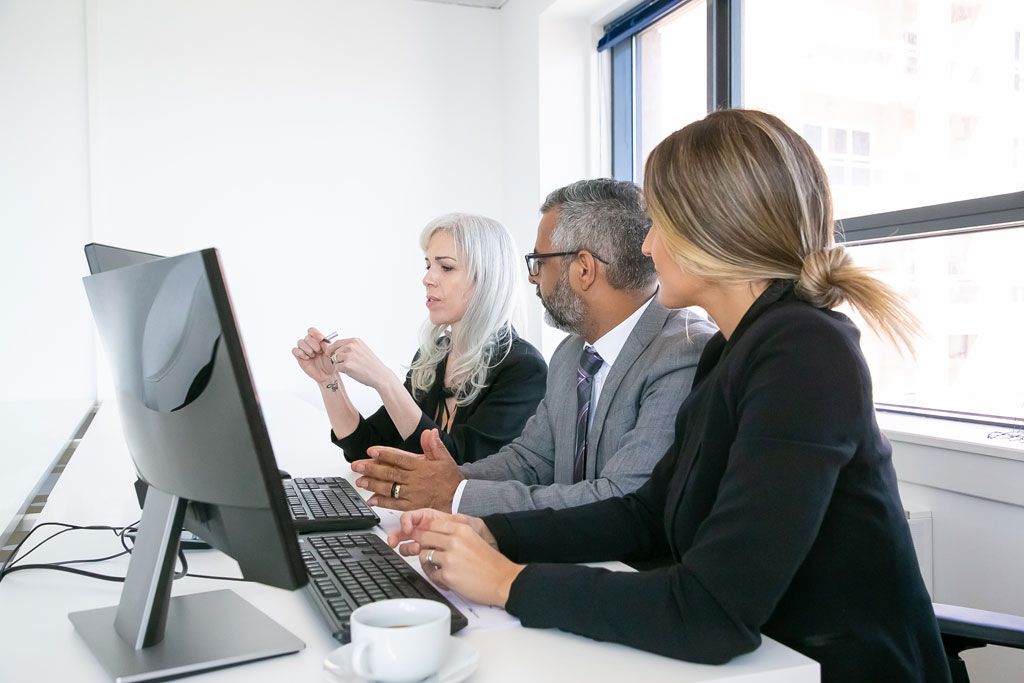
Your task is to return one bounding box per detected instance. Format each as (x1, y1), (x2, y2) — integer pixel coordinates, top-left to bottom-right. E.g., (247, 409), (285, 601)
(68, 489), (304, 682)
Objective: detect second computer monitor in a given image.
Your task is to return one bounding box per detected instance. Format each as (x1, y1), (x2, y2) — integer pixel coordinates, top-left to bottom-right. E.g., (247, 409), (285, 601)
(84, 242), (164, 274)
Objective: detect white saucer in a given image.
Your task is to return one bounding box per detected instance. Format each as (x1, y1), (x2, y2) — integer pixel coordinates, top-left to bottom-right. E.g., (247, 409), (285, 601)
(323, 636), (478, 683)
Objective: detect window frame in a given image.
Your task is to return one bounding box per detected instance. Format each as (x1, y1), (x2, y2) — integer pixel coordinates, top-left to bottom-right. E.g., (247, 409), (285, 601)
(601, 1), (1024, 425)
(840, 191), (1024, 426)
(604, 0), (741, 181)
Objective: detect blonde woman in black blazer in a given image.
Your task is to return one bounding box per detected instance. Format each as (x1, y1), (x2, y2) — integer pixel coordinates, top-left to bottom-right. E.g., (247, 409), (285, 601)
(388, 110), (950, 683)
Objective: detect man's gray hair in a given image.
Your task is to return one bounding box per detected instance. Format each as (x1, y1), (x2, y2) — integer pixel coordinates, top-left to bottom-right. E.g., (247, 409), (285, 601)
(540, 178), (656, 291)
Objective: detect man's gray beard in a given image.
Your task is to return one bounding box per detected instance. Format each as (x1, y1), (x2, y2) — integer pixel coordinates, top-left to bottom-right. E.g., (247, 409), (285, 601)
(541, 270), (586, 336)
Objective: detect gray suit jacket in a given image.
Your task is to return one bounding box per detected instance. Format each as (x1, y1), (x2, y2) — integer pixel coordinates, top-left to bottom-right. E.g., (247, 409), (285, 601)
(456, 299), (716, 516)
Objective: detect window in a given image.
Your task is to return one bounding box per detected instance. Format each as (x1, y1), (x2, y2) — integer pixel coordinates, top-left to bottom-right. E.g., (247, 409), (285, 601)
(636, 1), (707, 182)
(607, 0), (1024, 216)
(603, 0), (731, 181)
(843, 211), (1024, 422)
(804, 125), (873, 188)
(902, 30), (919, 74)
(602, 0), (1024, 424)
(742, 0), (1024, 218)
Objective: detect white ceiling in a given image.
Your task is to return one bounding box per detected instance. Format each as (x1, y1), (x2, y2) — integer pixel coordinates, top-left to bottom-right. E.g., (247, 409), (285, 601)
(410, 0), (509, 9)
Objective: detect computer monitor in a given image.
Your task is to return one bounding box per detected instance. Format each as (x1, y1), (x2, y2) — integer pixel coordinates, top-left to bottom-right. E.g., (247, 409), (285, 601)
(83, 242), (213, 548)
(84, 242), (164, 274)
(73, 248), (307, 681)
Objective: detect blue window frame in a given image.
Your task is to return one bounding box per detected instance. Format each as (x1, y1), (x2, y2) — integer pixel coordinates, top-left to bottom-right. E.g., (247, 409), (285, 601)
(602, 0), (740, 181)
(601, 1), (1024, 425)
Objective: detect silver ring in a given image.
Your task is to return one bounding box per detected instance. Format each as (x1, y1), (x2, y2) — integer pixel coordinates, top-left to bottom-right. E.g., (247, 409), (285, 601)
(426, 549), (435, 566)
(390, 482), (401, 499)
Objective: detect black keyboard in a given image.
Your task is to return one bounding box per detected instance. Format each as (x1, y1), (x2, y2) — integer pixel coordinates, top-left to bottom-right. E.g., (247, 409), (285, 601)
(284, 477), (379, 532)
(299, 531), (469, 643)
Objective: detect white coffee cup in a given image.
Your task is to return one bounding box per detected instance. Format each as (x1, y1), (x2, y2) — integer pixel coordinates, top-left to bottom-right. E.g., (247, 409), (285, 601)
(349, 598), (451, 681)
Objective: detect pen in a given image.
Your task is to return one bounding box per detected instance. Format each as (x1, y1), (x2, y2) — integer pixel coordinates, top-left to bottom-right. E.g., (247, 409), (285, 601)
(321, 331), (338, 345)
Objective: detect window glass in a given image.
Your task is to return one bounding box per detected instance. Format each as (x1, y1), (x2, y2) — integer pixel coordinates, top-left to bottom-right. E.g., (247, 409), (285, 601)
(844, 226), (1024, 421)
(743, 0), (1024, 219)
(636, 0), (707, 182)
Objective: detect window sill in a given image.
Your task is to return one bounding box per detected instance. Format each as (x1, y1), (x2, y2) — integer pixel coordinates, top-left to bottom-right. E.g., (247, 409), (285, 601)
(878, 410), (1024, 507)
(877, 410), (1024, 464)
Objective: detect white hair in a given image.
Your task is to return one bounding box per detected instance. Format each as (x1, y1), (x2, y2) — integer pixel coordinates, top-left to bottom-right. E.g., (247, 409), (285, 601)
(410, 213), (525, 406)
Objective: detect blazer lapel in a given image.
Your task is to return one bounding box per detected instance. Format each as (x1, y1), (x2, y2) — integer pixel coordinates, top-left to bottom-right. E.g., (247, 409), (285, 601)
(586, 299), (671, 477)
(554, 335), (586, 484)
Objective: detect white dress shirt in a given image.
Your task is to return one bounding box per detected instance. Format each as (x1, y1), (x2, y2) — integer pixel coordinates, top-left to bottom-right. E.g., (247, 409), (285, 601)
(451, 295), (656, 513)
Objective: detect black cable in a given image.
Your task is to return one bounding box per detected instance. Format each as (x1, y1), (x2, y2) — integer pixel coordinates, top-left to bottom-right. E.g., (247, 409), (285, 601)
(187, 573), (250, 582)
(0, 520), (250, 585)
(0, 563), (130, 582)
(52, 549), (131, 566)
(1, 522), (130, 583)
(119, 524), (138, 553)
(176, 548), (188, 579)
(9, 525), (107, 568)
(4, 522), (112, 567)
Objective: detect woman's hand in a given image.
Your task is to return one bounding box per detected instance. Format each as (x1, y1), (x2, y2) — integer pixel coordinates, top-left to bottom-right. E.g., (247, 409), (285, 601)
(326, 338), (397, 392)
(388, 509), (521, 608)
(291, 327), (336, 383)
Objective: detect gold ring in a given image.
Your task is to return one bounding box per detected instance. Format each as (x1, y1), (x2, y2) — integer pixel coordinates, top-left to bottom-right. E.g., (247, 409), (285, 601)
(390, 482), (401, 499)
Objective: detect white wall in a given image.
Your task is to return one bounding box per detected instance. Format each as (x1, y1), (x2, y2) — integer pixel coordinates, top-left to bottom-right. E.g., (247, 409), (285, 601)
(0, 0), (96, 529)
(85, 0), (509, 411)
(499, 0), (632, 353)
(0, 0), (94, 403)
(2, 0), (630, 414)
(497, 0), (552, 342)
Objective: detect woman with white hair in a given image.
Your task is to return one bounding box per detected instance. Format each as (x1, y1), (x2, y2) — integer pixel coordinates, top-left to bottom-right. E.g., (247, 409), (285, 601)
(292, 213), (546, 465)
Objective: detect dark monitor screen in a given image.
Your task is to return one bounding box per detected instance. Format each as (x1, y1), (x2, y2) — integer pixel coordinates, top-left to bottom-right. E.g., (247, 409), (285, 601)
(75, 248), (306, 680)
(84, 242), (164, 275)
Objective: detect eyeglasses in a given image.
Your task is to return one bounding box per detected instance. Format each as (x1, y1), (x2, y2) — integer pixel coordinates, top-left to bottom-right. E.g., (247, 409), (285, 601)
(524, 250), (609, 277)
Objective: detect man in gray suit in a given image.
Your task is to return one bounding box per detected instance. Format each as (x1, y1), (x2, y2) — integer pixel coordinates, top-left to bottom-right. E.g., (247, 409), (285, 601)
(351, 179), (716, 516)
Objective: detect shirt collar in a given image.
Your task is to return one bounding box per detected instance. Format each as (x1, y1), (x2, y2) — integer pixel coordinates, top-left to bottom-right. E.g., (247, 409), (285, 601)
(588, 295), (656, 368)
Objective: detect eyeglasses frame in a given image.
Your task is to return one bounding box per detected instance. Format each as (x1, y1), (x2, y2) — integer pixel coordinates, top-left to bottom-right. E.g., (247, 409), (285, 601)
(524, 250), (610, 277)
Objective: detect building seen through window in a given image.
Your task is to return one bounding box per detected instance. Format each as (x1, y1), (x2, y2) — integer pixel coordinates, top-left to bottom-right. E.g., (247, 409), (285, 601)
(617, 0), (1024, 423)
(844, 225), (1024, 423)
(742, 0), (1024, 219)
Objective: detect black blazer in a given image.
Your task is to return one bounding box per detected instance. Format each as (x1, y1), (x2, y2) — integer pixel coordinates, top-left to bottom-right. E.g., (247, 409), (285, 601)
(333, 334), (546, 465)
(486, 282), (949, 683)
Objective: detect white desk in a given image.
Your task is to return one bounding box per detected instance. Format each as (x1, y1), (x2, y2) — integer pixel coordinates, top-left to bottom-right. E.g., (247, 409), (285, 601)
(0, 396), (819, 682)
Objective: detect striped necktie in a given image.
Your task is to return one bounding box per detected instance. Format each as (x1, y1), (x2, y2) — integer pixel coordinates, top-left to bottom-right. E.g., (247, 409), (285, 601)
(573, 346), (605, 484)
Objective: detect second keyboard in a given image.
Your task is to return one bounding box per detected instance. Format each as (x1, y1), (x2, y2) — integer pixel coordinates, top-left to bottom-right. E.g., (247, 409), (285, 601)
(284, 477), (380, 532)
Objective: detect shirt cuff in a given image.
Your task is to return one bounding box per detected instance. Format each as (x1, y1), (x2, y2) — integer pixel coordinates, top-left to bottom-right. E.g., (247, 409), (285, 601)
(451, 479), (469, 514)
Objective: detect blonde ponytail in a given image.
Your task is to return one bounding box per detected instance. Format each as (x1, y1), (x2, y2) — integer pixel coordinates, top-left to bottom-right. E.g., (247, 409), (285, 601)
(644, 109), (920, 354)
(797, 246), (921, 352)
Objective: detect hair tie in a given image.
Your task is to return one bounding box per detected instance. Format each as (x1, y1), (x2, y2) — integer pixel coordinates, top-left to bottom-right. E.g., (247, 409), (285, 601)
(796, 246), (851, 309)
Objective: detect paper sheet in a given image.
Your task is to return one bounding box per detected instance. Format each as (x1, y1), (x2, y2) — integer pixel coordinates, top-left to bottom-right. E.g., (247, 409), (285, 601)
(373, 507), (521, 631)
